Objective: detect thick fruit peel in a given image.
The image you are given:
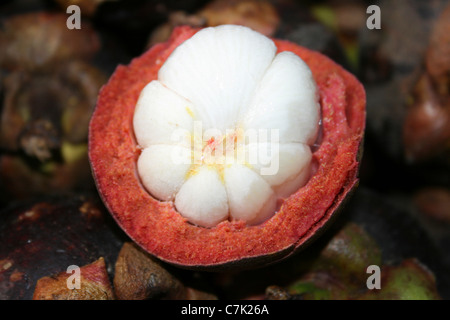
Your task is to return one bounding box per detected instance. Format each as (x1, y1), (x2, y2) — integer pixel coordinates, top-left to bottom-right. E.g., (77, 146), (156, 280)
(89, 26), (366, 270)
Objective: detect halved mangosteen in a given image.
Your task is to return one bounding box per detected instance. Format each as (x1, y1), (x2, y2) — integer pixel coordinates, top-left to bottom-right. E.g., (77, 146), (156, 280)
(89, 25), (366, 271)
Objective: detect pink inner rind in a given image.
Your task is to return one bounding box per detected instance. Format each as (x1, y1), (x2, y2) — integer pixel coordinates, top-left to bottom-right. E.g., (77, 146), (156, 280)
(88, 26), (366, 269)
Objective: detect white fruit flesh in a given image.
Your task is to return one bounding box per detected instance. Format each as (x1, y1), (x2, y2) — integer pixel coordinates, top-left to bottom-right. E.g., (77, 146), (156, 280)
(133, 25), (319, 228)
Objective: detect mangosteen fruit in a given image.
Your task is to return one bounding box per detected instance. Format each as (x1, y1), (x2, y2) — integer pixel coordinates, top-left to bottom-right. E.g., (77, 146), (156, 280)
(402, 4), (450, 164)
(89, 24), (366, 270)
(0, 12), (100, 73)
(0, 195), (126, 300)
(0, 12), (106, 201)
(113, 242), (217, 300)
(197, 0), (280, 37)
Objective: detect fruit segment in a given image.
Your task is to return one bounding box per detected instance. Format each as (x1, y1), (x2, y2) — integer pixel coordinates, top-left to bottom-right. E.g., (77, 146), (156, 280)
(137, 145), (192, 201)
(133, 80), (194, 148)
(175, 166), (229, 228)
(224, 164), (277, 225)
(241, 51), (319, 145)
(133, 25), (320, 228)
(158, 25), (277, 132)
(244, 142), (312, 198)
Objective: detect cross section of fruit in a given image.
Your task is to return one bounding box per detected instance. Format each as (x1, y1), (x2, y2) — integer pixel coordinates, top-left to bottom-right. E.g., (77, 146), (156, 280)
(133, 25), (320, 228)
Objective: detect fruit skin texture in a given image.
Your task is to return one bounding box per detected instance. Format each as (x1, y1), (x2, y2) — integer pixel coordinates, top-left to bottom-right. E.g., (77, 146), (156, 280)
(89, 25), (366, 270)
(113, 242), (217, 300)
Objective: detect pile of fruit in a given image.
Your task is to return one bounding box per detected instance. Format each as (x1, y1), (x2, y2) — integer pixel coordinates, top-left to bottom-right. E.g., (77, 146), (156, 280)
(0, 0), (449, 300)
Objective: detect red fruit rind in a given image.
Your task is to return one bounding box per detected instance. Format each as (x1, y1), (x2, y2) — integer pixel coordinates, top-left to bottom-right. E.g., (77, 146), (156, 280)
(89, 26), (366, 270)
